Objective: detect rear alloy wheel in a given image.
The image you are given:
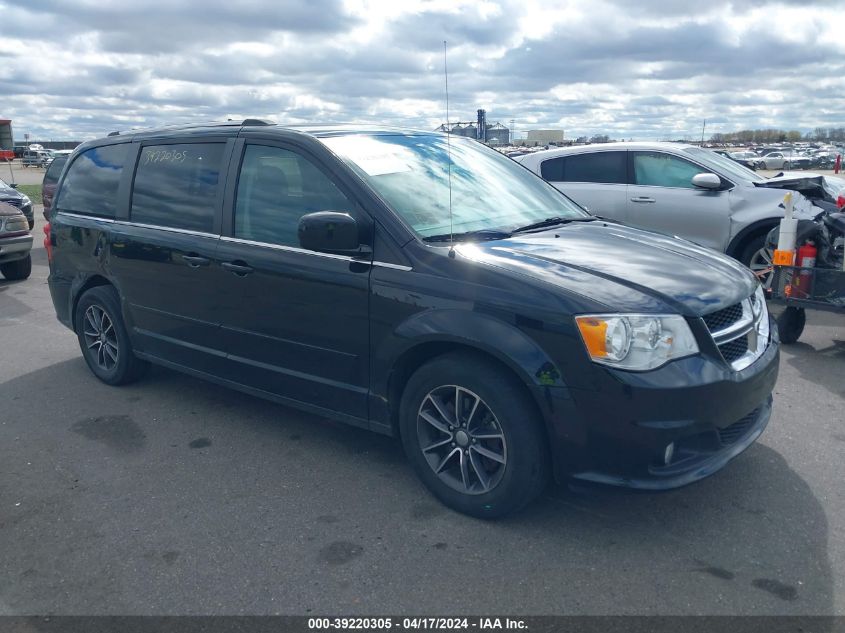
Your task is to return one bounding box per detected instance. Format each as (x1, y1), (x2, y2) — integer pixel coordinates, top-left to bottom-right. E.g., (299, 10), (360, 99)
(75, 286), (148, 385)
(783, 161), (791, 170)
(399, 352), (549, 518)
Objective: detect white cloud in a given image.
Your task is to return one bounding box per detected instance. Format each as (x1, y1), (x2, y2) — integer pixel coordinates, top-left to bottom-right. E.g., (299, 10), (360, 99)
(0, 0), (843, 142)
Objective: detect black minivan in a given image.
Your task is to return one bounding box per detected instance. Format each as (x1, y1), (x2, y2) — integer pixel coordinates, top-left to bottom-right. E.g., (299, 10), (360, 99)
(46, 120), (779, 517)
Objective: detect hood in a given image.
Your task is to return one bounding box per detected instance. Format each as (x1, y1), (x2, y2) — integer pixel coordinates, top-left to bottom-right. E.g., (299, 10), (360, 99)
(0, 185), (23, 201)
(0, 200), (24, 217)
(456, 221), (757, 316)
(755, 173), (839, 204)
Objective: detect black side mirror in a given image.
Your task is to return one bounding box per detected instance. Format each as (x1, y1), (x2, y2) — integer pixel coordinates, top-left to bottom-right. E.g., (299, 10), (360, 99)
(9, 183), (18, 189)
(298, 211), (364, 254)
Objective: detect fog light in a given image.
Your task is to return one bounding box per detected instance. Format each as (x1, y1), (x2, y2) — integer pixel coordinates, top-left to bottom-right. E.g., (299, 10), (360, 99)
(664, 442), (675, 465)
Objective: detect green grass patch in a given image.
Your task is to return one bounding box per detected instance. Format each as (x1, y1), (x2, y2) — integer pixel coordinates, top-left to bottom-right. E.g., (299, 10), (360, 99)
(16, 184), (42, 202)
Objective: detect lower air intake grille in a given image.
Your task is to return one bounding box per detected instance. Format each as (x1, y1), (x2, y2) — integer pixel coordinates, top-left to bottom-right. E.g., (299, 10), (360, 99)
(718, 408), (759, 445)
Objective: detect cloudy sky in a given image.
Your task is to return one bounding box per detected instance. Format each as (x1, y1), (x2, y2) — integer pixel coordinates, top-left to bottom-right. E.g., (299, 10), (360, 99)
(2, 0), (844, 142)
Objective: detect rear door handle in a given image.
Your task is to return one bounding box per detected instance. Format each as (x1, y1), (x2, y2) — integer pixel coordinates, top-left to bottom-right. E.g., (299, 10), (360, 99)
(630, 196), (656, 203)
(182, 254), (210, 267)
(222, 261), (254, 276)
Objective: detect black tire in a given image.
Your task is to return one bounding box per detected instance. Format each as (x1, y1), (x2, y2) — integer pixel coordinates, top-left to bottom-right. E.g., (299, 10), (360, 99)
(399, 351), (550, 519)
(783, 161), (791, 170)
(27, 218), (34, 230)
(777, 307), (805, 344)
(74, 285), (148, 385)
(0, 253), (32, 280)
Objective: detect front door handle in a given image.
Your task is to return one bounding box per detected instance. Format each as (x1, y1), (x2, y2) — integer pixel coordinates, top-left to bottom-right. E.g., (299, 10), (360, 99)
(182, 254), (210, 267)
(630, 196), (656, 203)
(222, 261), (254, 276)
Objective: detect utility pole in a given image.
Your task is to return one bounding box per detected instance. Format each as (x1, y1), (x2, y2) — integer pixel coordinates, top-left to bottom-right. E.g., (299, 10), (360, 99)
(701, 119), (706, 146)
(510, 118), (515, 144)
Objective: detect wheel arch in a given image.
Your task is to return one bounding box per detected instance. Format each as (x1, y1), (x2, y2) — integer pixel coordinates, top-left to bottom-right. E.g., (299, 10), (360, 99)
(726, 218), (781, 260)
(376, 310), (566, 439)
(69, 273), (116, 331)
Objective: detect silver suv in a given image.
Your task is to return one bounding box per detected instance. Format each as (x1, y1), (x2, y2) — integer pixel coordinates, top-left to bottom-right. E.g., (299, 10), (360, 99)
(516, 142), (818, 269)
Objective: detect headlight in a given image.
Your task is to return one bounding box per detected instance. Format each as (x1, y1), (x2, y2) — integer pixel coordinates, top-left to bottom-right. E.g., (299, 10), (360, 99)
(575, 314), (699, 371)
(750, 285), (765, 319)
(21, 194), (31, 205)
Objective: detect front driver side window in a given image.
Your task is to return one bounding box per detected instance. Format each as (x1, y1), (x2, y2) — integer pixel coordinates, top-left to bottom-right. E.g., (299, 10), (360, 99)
(235, 145), (354, 248)
(633, 152), (704, 189)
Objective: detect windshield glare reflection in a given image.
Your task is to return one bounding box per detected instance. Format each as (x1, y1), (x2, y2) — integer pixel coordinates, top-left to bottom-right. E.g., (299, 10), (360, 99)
(321, 134), (587, 239)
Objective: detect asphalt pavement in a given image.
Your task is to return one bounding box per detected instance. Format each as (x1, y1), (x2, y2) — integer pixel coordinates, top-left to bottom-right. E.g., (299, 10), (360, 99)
(0, 190), (843, 615)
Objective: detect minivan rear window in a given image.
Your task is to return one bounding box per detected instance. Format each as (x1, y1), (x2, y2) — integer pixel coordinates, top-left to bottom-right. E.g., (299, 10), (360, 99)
(131, 143), (225, 233)
(55, 144), (130, 217)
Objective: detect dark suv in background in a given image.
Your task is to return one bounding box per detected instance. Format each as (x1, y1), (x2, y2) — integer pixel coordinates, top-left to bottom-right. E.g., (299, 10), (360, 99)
(0, 177), (34, 229)
(41, 153), (69, 220)
(46, 121), (778, 517)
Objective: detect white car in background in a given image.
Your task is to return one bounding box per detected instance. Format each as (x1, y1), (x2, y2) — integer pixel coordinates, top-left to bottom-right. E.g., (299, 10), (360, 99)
(516, 142), (820, 275)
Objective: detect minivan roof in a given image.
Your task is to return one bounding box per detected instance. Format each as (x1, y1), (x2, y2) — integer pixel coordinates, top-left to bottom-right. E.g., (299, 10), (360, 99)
(90, 120), (439, 143)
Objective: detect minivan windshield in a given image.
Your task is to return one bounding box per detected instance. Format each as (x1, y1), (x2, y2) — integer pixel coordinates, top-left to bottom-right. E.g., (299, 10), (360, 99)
(320, 133), (587, 239)
(684, 147), (765, 184)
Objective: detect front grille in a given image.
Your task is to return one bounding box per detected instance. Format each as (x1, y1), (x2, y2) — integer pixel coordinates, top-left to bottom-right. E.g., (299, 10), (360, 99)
(718, 336), (748, 364)
(2, 198), (22, 208)
(718, 408), (759, 445)
(702, 303), (743, 333)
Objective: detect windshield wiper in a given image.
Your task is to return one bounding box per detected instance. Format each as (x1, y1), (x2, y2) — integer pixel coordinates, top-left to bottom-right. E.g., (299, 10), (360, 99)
(423, 229), (513, 243)
(511, 216), (595, 234)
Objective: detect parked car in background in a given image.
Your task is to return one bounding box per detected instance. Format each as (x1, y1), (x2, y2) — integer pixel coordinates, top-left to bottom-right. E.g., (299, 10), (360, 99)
(0, 200), (33, 280)
(41, 153), (69, 220)
(758, 151), (810, 170)
(0, 177), (34, 229)
(516, 142), (819, 270)
(728, 151), (760, 170)
(45, 122), (778, 518)
(22, 149), (52, 168)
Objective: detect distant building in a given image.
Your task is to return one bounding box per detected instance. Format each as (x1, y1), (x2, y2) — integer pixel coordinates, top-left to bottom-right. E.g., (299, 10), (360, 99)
(527, 129), (565, 144)
(437, 114), (510, 146)
(486, 122), (509, 146)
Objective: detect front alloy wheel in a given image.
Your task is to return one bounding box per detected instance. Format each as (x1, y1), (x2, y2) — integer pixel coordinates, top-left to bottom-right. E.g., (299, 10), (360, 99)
(749, 245), (774, 290)
(417, 386), (507, 495)
(399, 352), (549, 518)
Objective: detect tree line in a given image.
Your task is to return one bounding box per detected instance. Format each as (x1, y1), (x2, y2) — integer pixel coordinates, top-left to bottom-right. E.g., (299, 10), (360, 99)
(710, 128), (845, 144)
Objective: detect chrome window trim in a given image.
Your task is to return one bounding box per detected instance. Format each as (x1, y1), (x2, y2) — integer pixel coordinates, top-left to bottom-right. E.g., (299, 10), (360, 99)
(372, 261), (413, 271)
(55, 213), (412, 270)
(219, 235), (356, 262)
(117, 220), (218, 238)
(56, 211), (116, 223)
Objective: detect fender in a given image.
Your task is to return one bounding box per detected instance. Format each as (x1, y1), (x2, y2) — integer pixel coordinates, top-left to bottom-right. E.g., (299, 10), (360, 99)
(726, 218), (780, 258)
(369, 308), (568, 433)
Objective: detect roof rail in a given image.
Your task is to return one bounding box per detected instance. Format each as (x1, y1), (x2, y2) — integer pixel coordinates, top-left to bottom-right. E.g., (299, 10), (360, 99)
(242, 118), (275, 126)
(107, 131), (120, 136)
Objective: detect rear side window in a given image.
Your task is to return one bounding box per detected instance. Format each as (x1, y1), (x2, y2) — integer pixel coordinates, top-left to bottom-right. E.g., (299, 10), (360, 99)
(234, 144), (353, 248)
(55, 144), (130, 217)
(540, 157), (565, 181)
(131, 143), (225, 233)
(563, 152), (627, 184)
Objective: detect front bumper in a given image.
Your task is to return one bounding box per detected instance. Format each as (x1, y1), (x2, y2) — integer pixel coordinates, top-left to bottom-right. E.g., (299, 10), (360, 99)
(542, 319), (779, 490)
(0, 234), (33, 263)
